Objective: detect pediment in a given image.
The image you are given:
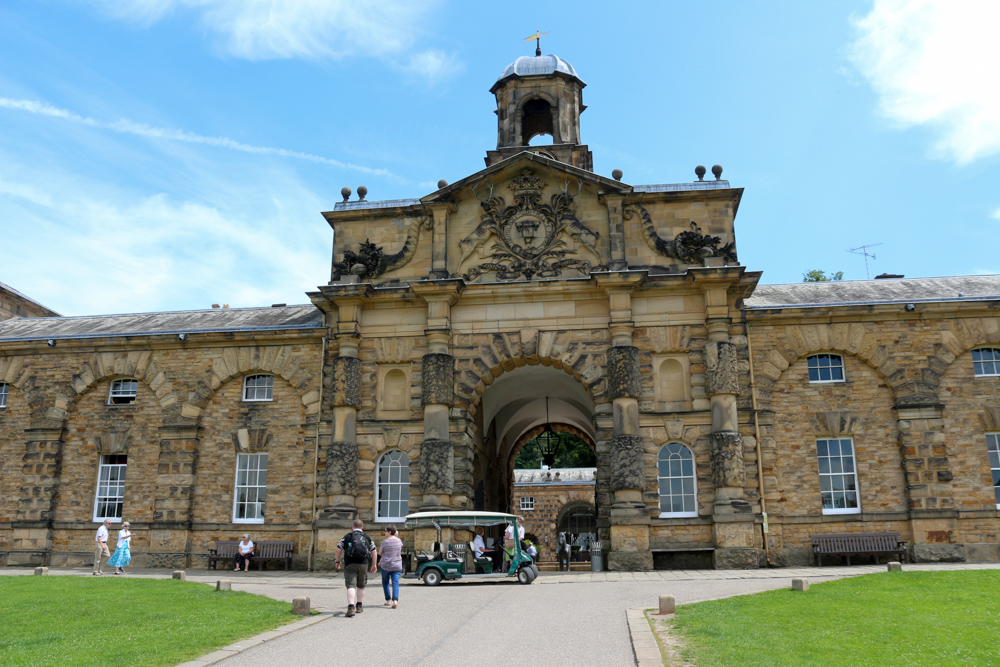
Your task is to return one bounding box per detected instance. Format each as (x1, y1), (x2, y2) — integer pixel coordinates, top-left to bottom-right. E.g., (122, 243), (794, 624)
(421, 151), (630, 205)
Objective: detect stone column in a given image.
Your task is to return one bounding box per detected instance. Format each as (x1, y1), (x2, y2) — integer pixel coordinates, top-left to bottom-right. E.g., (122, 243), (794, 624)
(603, 195), (627, 272)
(10, 427), (63, 566)
(428, 204), (454, 280)
(324, 354), (360, 519)
(420, 352), (454, 512)
(151, 425), (198, 569)
(897, 405), (965, 563)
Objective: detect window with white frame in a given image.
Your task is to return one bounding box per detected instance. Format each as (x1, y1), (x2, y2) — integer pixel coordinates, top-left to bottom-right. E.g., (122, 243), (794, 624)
(817, 438), (860, 514)
(233, 453), (268, 523)
(520, 496), (535, 511)
(807, 354), (844, 383)
(0, 382), (7, 408)
(376, 451), (410, 521)
(987, 434), (1000, 509)
(657, 443), (698, 517)
(93, 454), (127, 521)
(108, 378), (138, 405)
(243, 374), (274, 401)
(973, 348), (1000, 377)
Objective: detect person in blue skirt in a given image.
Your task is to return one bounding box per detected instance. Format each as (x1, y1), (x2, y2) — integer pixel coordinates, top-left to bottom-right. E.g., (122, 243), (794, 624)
(108, 521), (133, 575)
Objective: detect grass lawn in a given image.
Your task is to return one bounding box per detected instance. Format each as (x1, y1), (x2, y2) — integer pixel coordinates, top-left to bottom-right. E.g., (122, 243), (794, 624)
(652, 570), (1000, 666)
(0, 576), (302, 666)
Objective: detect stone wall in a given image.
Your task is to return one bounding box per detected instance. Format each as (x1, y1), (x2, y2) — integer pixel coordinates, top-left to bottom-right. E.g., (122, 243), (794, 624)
(512, 481), (595, 561)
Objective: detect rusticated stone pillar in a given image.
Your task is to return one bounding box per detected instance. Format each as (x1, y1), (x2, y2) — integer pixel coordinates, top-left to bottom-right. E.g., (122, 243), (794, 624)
(706, 330), (756, 568)
(606, 345), (653, 571)
(9, 427), (63, 566)
(151, 425), (198, 569)
(420, 353), (454, 511)
(324, 355), (360, 520)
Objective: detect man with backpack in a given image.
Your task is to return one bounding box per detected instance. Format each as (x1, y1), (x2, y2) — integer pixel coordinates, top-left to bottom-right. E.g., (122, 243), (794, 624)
(335, 519), (378, 618)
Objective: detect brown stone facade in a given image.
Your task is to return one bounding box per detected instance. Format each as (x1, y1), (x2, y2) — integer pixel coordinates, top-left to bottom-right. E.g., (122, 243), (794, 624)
(2, 52), (1000, 572)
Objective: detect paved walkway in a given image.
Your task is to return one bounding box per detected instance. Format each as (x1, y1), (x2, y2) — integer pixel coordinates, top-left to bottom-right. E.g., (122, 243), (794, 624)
(4, 562), (999, 666)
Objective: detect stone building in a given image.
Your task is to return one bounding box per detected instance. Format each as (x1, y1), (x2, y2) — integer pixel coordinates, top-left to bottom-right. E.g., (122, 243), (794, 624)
(1, 51), (999, 570)
(0, 280), (59, 322)
(512, 467), (596, 561)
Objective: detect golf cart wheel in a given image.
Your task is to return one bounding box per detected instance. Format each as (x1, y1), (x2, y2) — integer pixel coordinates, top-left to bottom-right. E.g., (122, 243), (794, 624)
(517, 566), (536, 585)
(422, 568), (442, 586)
(530, 564), (540, 578)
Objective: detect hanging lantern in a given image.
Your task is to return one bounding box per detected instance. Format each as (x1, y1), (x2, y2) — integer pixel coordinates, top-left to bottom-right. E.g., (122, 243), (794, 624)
(536, 397), (561, 468)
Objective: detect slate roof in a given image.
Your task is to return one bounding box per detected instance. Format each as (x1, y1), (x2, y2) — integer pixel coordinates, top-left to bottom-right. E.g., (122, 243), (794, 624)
(0, 304), (323, 342)
(746, 275), (1000, 309)
(0, 280), (60, 317)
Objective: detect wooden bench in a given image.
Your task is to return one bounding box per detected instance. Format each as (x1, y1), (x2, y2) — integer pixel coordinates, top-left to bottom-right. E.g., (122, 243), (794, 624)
(811, 533), (907, 566)
(207, 540), (294, 571)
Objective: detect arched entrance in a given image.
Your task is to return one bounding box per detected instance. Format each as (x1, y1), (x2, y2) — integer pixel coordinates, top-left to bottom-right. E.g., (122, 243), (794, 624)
(470, 364), (598, 561)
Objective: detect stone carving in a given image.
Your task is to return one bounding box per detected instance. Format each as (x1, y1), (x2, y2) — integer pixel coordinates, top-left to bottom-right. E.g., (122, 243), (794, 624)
(382, 427), (402, 450)
(711, 431), (746, 488)
(420, 438), (454, 494)
(812, 412), (859, 438)
(421, 353), (454, 406)
(331, 356), (361, 408)
(460, 168), (603, 280)
(610, 434), (645, 491)
(325, 440), (359, 495)
(331, 217), (432, 280)
(625, 204), (737, 264)
(233, 428), (271, 452)
(95, 429), (131, 454)
(607, 346), (641, 399)
(375, 338), (415, 364)
(705, 341), (740, 396)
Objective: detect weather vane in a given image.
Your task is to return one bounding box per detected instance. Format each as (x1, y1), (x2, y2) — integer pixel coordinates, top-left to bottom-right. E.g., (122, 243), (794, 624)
(524, 30), (550, 56)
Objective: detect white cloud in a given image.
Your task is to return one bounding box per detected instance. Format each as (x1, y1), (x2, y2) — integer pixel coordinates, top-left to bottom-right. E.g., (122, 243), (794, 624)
(848, 0), (1000, 164)
(0, 97), (396, 178)
(993, 208), (1000, 220)
(91, 0), (458, 82)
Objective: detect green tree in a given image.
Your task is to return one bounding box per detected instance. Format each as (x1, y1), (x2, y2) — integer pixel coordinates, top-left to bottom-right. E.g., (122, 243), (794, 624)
(514, 431), (596, 468)
(802, 269), (844, 282)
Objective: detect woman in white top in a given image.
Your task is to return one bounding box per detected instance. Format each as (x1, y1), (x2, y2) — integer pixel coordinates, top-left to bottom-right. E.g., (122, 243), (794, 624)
(107, 521), (133, 575)
(235, 534), (255, 572)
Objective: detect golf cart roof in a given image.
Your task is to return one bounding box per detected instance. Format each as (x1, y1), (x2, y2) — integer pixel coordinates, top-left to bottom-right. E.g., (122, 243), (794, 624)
(404, 511), (522, 527)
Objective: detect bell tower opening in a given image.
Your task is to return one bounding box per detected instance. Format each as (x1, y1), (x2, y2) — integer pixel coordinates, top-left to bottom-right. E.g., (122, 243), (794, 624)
(486, 51), (594, 171)
(521, 98), (554, 145)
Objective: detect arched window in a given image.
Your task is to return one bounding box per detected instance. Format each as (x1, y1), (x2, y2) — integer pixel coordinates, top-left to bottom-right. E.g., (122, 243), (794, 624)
(658, 358), (686, 403)
(381, 368), (408, 412)
(376, 451), (410, 521)
(973, 348), (1000, 377)
(658, 443), (697, 517)
(807, 354), (844, 382)
(108, 378), (138, 405)
(521, 97), (554, 145)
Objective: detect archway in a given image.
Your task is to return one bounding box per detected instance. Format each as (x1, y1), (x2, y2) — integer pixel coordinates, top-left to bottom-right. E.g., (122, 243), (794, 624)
(470, 364), (598, 560)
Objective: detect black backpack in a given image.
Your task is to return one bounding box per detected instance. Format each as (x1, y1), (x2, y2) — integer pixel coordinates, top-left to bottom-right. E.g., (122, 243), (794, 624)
(344, 531), (369, 564)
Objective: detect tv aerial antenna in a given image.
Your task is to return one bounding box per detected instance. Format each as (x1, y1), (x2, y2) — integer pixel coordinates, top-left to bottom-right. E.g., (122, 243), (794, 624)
(848, 243), (882, 279)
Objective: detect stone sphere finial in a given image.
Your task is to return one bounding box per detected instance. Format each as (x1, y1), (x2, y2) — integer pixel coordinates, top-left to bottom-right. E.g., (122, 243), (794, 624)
(357, 185), (368, 201)
(712, 164), (723, 180)
(612, 168), (623, 181)
(437, 179), (448, 189)
(695, 165), (706, 181)
(341, 187), (351, 202)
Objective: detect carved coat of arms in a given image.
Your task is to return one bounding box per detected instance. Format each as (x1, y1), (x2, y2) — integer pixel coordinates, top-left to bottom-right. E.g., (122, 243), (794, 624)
(459, 168), (602, 280)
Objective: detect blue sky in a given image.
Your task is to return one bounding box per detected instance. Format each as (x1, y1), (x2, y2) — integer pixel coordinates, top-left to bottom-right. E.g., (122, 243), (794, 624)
(2, 0), (999, 316)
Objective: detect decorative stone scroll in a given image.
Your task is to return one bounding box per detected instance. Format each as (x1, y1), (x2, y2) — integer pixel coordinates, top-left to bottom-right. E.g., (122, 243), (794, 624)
(419, 438), (454, 494)
(625, 204), (737, 264)
(705, 341), (740, 396)
(331, 217), (431, 281)
(421, 354), (454, 406)
(95, 430), (131, 455)
(233, 428), (271, 452)
(607, 346), (641, 399)
(609, 434), (645, 492)
(325, 440), (359, 495)
(331, 356), (361, 408)
(711, 431), (746, 488)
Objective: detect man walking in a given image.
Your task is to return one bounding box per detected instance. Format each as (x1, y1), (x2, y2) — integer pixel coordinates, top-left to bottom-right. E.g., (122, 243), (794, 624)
(93, 519), (112, 575)
(335, 519), (378, 618)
